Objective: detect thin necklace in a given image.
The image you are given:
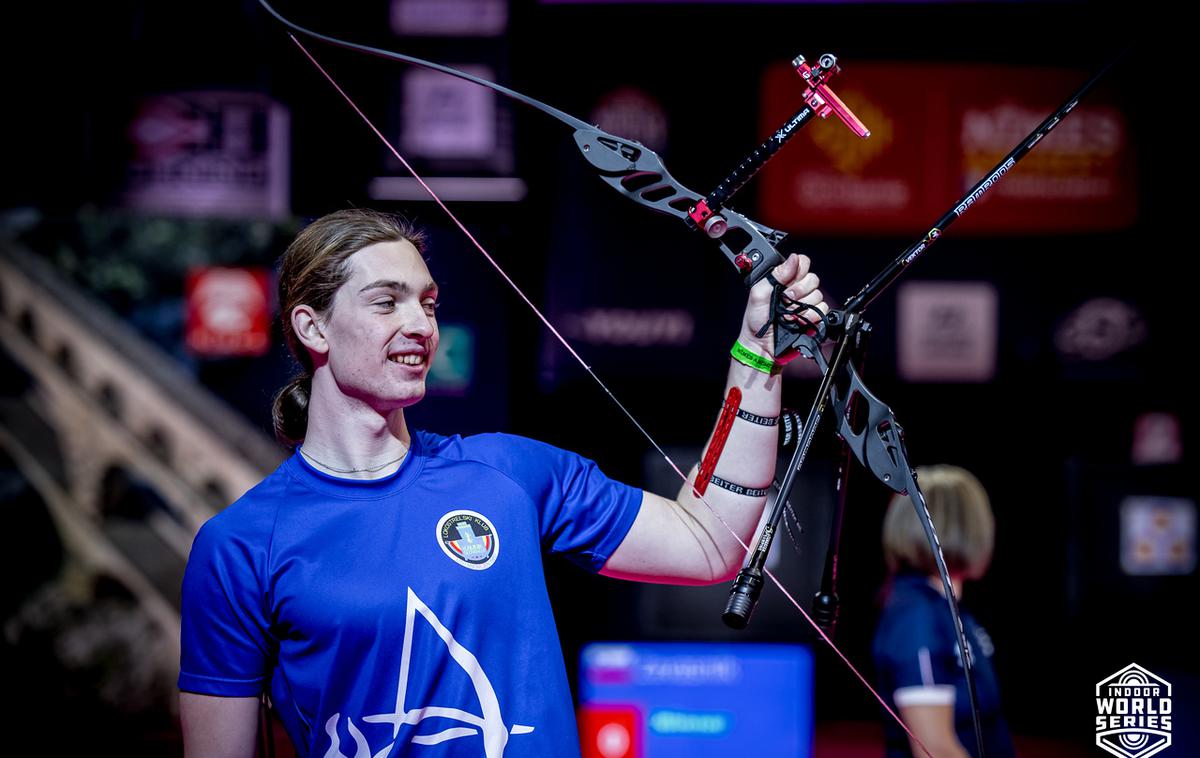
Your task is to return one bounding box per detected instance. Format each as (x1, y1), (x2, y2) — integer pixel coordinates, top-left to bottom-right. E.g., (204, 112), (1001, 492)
(299, 445), (408, 474)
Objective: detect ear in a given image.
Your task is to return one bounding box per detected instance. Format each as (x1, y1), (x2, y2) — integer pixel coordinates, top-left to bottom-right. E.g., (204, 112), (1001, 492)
(292, 304), (329, 355)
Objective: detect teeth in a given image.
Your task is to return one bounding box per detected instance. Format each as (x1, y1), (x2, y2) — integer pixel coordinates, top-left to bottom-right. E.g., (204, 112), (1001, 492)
(391, 354), (424, 365)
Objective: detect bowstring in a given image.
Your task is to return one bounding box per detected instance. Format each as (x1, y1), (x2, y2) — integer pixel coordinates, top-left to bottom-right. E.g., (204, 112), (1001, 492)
(287, 34), (933, 758)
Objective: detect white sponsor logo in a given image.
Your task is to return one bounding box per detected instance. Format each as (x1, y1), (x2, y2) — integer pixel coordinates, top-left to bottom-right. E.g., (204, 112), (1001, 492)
(566, 308), (694, 347)
(774, 107), (812, 143)
(953, 156), (1016, 217)
(1095, 663), (1172, 758)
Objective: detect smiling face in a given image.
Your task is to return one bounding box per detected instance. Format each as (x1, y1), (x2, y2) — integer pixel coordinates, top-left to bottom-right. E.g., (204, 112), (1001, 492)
(316, 239), (439, 413)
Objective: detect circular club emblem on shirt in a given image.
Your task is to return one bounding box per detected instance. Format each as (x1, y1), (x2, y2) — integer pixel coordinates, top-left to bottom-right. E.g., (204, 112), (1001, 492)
(436, 510), (499, 570)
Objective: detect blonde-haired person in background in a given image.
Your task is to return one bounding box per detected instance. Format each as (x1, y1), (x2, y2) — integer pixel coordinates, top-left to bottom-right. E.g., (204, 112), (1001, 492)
(872, 465), (1014, 758)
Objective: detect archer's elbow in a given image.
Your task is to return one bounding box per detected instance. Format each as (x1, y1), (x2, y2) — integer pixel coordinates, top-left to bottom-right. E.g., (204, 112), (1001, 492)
(702, 557), (743, 585)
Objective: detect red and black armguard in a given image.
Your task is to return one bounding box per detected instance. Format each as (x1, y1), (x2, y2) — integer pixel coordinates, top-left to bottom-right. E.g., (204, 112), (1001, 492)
(695, 387), (741, 496)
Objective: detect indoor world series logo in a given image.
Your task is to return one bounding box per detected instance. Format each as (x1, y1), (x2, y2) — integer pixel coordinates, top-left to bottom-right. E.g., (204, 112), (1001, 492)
(1095, 663), (1172, 758)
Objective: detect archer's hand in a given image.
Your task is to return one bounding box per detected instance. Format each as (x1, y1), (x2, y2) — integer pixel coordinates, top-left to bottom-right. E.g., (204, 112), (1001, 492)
(740, 253), (827, 363)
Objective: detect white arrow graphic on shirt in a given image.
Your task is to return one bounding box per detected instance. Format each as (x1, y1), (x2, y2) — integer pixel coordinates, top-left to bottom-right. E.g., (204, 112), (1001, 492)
(325, 586), (534, 758)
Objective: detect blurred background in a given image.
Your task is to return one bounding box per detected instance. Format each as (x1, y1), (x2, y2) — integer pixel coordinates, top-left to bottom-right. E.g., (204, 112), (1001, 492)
(1, 1), (1190, 756)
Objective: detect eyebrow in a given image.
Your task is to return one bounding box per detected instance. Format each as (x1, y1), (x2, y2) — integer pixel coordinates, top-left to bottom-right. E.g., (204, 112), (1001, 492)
(358, 279), (439, 295)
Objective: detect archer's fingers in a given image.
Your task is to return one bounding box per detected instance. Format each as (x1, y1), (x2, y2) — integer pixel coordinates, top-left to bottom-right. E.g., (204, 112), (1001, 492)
(783, 272), (820, 300)
(779, 253), (811, 284)
(753, 253), (811, 300)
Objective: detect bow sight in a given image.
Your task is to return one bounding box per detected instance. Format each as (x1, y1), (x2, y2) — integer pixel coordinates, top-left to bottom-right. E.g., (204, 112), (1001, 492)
(573, 52), (868, 360)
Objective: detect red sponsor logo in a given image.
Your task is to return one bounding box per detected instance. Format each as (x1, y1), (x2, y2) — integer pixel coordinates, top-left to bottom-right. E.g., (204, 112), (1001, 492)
(579, 705), (641, 758)
(185, 267), (272, 357)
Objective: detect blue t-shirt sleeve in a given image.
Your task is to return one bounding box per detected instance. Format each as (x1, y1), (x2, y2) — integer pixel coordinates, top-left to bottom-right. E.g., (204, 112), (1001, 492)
(874, 600), (958, 706)
(178, 513), (277, 696)
(475, 434), (643, 572)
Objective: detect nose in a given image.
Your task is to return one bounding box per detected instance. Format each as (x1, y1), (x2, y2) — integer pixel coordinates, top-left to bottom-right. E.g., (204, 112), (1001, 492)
(400, 302), (436, 339)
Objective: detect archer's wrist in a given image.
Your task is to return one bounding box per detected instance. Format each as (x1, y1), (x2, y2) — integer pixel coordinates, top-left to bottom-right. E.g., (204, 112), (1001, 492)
(737, 322), (774, 351)
(730, 339), (782, 376)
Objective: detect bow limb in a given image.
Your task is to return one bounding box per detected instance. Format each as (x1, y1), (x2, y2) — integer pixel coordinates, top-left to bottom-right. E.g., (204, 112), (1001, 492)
(258, 0), (791, 307)
(258, 0), (592, 131)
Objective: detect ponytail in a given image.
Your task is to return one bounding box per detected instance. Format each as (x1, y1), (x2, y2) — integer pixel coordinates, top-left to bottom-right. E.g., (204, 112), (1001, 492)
(271, 373), (312, 448)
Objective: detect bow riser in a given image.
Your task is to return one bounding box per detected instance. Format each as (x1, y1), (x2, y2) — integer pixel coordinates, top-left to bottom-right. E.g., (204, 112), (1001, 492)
(573, 127), (790, 289)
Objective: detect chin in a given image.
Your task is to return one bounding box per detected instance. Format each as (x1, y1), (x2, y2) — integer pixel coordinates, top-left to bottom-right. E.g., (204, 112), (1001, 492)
(384, 383), (428, 411)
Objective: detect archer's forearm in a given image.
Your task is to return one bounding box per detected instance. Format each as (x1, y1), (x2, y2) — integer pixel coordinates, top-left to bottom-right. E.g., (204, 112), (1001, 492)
(674, 342), (782, 573)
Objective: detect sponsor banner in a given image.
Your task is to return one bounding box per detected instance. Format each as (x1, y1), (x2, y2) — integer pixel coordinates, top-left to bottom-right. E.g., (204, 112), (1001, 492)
(591, 87), (670, 154)
(391, 0), (507, 36)
(427, 323), (475, 396)
(758, 63), (1134, 234)
(580, 642), (813, 757)
(1120, 496), (1197, 576)
(401, 66), (498, 162)
(1054, 297), (1147, 362)
(1131, 412), (1184, 466)
(125, 91), (289, 219)
(897, 281), (998, 382)
(185, 267), (272, 357)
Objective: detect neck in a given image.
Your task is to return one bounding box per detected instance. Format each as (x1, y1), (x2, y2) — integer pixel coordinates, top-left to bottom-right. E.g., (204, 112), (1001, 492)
(927, 574), (964, 601)
(301, 370), (413, 479)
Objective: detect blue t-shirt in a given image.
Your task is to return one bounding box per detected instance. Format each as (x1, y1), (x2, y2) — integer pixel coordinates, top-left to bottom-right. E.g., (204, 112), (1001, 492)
(872, 574), (1014, 758)
(179, 430), (643, 757)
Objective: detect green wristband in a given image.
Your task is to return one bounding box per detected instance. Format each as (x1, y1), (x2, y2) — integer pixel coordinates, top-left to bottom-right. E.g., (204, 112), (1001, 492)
(731, 340), (778, 374)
